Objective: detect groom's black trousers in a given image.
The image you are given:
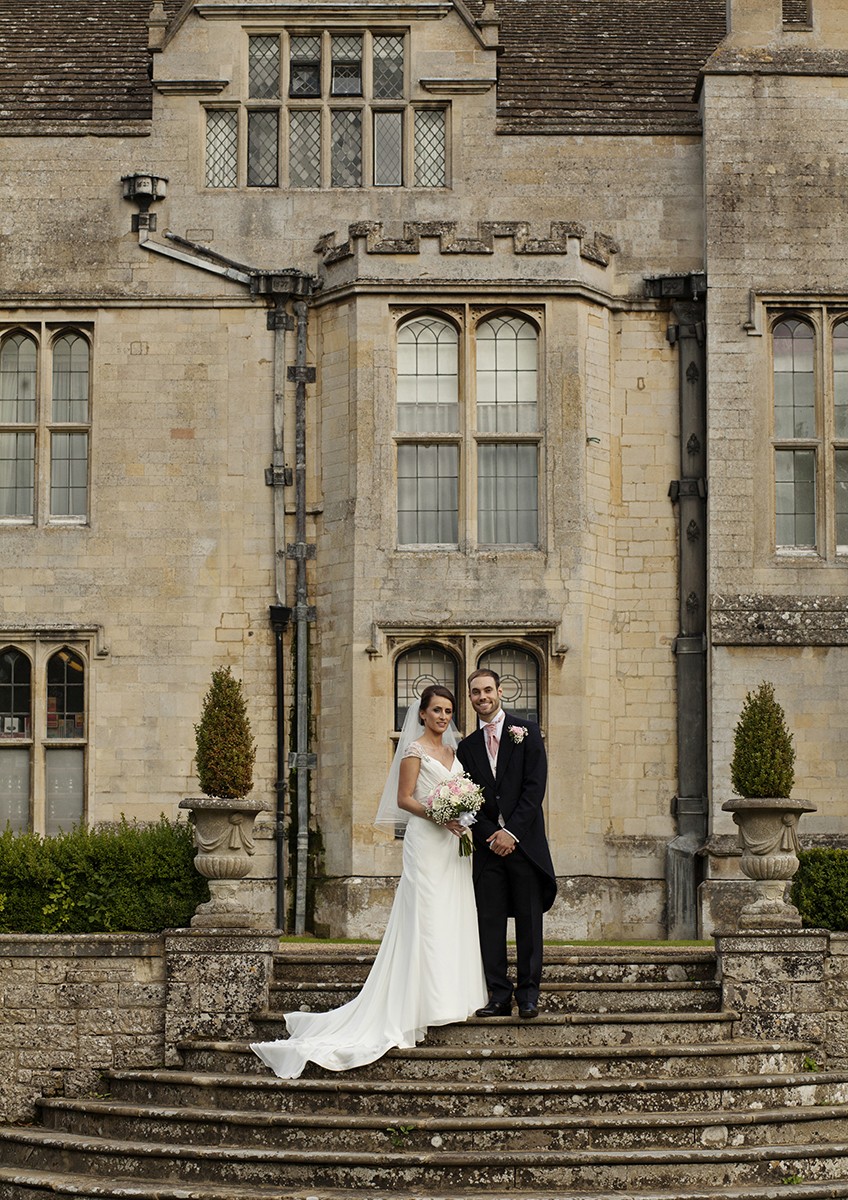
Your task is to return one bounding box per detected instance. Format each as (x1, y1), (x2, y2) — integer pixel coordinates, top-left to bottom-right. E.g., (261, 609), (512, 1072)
(474, 849), (544, 1007)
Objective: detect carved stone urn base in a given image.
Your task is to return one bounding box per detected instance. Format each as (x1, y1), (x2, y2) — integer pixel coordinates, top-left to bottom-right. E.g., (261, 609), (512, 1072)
(721, 796), (816, 932)
(180, 796), (272, 930)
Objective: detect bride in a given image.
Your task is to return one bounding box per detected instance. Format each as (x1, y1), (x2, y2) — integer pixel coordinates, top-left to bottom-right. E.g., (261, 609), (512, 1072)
(251, 685), (487, 1079)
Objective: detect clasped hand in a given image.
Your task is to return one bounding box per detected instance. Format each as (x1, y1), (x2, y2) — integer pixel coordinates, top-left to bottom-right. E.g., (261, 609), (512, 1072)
(487, 830), (516, 857)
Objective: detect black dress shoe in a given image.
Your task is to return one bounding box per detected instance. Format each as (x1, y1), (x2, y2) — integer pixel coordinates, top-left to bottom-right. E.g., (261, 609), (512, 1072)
(518, 1005), (539, 1019)
(475, 1001), (512, 1017)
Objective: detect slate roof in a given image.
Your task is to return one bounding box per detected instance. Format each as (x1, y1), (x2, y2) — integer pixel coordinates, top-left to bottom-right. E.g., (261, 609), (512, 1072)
(0, 0), (725, 136)
(477, 0), (727, 135)
(0, 0), (181, 133)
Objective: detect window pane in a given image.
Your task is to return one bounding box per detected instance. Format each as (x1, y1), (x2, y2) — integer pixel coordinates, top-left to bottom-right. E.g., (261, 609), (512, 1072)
(478, 443), (538, 544)
(247, 110), (279, 187)
(290, 35), (321, 97)
(249, 35), (280, 98)
(775, 448), (816, 548)
(773, 319), (815, 440)
(52, 333), (89, 423)
(0, 432), (34, 518)
(47, 649), (85, 739)
(289, 109), (321, 188)
(397, 443), (458, 544)
(478, 646), (539, 723)
(0, 748), (30, 832)
(835, 321), (848, 439)
(397, 317), (459, 432)
(394, 645), (456, 730)
(51, 432), (88, 517)
(477, 315), (538, 433)
(331, 34), (362, 96)
(836, 449), (848, 549)
(46, 748), (84, 835)
(0, 333), (37, 423)
(373, 35), (404, 99)
(205, 110), (238, 188)
(374, 110), (403, 186)
(414, 108), (446, 187)
(331, 110), (362, 186)
(0, 647), (31, 738)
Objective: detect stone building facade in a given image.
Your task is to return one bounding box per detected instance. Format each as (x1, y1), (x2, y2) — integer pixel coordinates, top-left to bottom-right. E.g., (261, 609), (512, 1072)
(0, 0), (845, 939)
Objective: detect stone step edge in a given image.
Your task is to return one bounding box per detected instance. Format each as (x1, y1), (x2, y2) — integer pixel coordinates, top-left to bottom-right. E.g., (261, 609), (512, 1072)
(38, 1095), (848, 1134)
(3, 1164), (847, 1200)
(4, 1125), (848, 1168)
(181, 1037), (812, 1062)
(254, 1009), (737, 1027)
(110, 1065), (840, 1099)
(273, 945), (717, 962)
(270, 981), (722, 993)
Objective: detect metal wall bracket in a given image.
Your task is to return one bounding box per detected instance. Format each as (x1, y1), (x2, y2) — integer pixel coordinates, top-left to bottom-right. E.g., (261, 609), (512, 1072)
(286, 543), (316, 559)
(288, 752), (318, 770)
(287, 365), (316, 383)
(265, 465), (294, 487)
(267, 311), (295, 331)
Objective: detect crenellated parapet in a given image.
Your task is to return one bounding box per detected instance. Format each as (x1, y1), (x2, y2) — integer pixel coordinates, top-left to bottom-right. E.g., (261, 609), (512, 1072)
(314, 220), (620, 267)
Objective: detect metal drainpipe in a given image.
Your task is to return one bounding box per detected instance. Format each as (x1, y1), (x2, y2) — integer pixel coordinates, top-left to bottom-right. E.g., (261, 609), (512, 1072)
(290, 298), (316, 936)
(650, 273), (709, 940)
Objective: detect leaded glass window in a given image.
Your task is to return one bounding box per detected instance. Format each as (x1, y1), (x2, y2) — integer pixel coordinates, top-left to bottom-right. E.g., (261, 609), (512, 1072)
(205, 110), (238, 188)
(249, 35), (280, 99)
(397, 444), (459, 545)
(290, 35), (321, 97)
(478, 444), (538, 545)
(775, 448), (816, 548)
(0, 332), (37, 519)
(289, 109), (321, 188)
(477, 316), (538, 433)
(0, 647), (31, 739)
(477, 646), (540, 723)
(373, 35), (404, 99)
(774, 319), (815, 438)
(47, 649), (85, 740)
(397, 317), (458, 432)
(414, 109), (446, 187)
(373, 110), (403, 186)
(248, 110), (279, 187)
(394, 644), (458, 731)
(331, 110), (362, 187)
(331, 34), (362, 96)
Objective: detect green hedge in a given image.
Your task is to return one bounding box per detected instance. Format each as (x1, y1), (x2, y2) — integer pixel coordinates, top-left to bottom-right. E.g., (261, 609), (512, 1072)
(790, 848), (848, 931)
(0, 817), (209, 934)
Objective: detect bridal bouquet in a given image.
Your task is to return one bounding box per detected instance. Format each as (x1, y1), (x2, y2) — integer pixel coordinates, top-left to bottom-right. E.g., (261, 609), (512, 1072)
(423, 772), (485, 857)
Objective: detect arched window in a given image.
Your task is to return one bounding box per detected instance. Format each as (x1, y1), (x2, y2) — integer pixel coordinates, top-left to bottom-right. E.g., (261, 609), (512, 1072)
(51, 332), (90, 518)
(834, 320), (848, 548)
(773, 318), (816, 549)
(477, 645), (540, 724)
(0, 647), (32, 832)
(46, 648), (86, 834)
(476, 315), (539, 546)
(394, 643), (458, 731)
(0, 332), (37, 518)
(397, 315), (460, 546)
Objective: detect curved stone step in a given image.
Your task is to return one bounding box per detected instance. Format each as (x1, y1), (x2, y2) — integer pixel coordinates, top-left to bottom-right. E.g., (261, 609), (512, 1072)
(103, 1065), (848, 1118)
(4, 1166), (848, 1200)
(37, 1095), (848, 1154)
(250, 1008), (736, 1048)
(179, 1037), (814, 1082)
(268, 979), (722, 1015)
(3, 1125), (848, 1191)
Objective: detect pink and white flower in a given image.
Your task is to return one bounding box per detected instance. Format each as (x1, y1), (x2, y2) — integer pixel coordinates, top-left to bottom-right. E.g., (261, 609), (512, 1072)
(423, 772), (485, 856)
(508, 725), (528, 744)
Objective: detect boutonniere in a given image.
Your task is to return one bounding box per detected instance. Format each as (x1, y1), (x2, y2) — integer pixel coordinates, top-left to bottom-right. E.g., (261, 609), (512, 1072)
(508, 725), (528, 744)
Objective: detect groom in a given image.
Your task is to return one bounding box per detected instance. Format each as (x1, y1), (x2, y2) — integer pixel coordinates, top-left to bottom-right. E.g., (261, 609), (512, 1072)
(457, 669), (557, 1019)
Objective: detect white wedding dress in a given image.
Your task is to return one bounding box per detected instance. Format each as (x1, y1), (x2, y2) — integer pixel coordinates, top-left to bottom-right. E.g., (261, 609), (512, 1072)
(251, 747), (487, 1079)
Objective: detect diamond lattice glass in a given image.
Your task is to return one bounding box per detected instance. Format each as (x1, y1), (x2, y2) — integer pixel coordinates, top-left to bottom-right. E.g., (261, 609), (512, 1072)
(247, 110), (279, 187)
(290, 110), (321, 188)
(331, 111), (362, 186)
(374, 110), (402, 186)
(414, 109), (446, 187)
(373, 35), (404, 99)
(290, 36), (321, 97)
(249, 35), (280, 99)
(205, 110), (238, 188)
(331, 34), (362, 95)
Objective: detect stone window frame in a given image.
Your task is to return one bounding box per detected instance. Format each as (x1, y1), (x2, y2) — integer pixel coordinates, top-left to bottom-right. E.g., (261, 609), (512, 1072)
(0, 322), (93, 527)
(769, 306), (848, 559)
(0, 634), (92, 836)
(203, 28), (449, 191)
(393, 305), (544, 552)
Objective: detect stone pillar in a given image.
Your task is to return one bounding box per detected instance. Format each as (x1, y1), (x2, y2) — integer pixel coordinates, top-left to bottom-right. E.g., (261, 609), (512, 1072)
(826, 932), (848, 1071)
(163, 930), (279, 1064)
(716, 930), (829, 1051)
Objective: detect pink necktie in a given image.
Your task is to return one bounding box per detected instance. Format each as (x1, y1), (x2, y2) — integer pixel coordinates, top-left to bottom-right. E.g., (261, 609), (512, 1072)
(485, 723), (499, 756)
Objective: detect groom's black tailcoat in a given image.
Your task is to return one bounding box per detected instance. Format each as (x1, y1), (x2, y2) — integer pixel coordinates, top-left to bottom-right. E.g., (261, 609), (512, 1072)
(457, 714), (557, 1005)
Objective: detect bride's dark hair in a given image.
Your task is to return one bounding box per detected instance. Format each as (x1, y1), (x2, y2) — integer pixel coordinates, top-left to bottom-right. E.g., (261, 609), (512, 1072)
(418, 684), (456, 722)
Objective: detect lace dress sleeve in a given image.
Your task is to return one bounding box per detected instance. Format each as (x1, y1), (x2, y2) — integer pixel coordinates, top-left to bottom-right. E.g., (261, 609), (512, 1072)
(402, 741), (425, 761)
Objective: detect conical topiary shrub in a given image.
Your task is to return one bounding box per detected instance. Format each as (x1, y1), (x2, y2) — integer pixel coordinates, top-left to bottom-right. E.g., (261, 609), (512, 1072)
(730, 680), (795, 799)
(194, 666), (255, 799)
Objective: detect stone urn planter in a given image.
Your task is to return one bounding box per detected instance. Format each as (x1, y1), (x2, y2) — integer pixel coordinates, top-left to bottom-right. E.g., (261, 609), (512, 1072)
(179, 796), (272, 928)
(721, 796), (816, 929)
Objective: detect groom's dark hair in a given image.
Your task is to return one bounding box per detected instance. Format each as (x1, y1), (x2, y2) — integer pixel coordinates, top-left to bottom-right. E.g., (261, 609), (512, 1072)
(467, 668), (500, 688)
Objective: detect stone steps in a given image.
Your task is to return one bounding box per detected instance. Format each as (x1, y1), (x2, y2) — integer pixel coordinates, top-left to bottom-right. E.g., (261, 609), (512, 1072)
(251, 1007), (736, 1046)
(179, 1036), (814, 1082)
(5, 1171), (848, 1200)
(102, 1064), (848, 1117)
(269, 978), (723, 1014)
(36, 1094), (848, 1153)
(4, 1124), (848, 1191)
